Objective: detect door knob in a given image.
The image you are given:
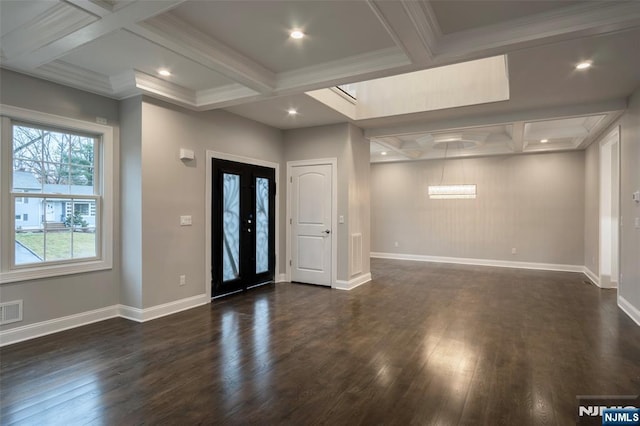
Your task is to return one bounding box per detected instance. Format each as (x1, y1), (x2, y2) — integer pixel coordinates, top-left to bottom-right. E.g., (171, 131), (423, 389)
(323, 229), (331, 234)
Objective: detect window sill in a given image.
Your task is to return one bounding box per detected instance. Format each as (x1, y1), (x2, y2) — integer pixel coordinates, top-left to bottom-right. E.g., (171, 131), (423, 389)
(0, 260), (112, 284)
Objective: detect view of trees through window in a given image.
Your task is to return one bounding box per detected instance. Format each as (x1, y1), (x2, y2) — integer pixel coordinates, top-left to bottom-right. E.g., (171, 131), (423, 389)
(12, 124), (99, 265)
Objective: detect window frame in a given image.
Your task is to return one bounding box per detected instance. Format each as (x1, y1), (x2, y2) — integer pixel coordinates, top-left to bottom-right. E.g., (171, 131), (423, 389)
(0, 105), (113, 283)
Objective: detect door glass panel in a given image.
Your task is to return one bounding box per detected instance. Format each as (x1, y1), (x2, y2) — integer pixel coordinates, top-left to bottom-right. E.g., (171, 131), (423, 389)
(223, 173), (240, 282)
(255, 177), (269, 274)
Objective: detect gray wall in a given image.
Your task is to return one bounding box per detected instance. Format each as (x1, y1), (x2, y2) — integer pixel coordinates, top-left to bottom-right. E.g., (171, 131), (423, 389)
(619, 88), (640, 311)
(120, 97), (143, 308)
(136, 98), (284, 308)
(371, 151), (585, 265)
(347, 124), (371, 277)
(0, 69), (121, 329)
(584, 140), (599, 275)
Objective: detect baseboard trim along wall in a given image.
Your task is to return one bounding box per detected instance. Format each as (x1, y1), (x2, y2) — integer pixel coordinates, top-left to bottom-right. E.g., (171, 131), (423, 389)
(0, 294), (210, 347)
(335, 273), (372, 291)
(583, 267), (600, 286)
(618, 295), (640, 327)
(119, 294), (210, 323)
(0, 305), (120, 347)
(276, 273), (287, 283)
(371, 252), (584, 273)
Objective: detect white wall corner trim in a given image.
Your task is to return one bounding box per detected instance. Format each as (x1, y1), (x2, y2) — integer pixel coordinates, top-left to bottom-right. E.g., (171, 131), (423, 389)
(370, 252), (584, 273)
(582, 267), (600, 287)
(276, 273), (287, 283)
(0, 305), (119, 347)
(618, 295), (640, 327)
(118, 294), (210, 323)
(334, 273), (372, 291)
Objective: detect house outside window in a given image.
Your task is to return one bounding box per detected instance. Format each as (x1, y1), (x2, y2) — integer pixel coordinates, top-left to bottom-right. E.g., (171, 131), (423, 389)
(0, 106), (114, 283)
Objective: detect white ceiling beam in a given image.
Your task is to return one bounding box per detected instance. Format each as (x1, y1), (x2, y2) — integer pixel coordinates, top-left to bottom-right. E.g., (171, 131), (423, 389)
(63, 0), (113, 18)
(506, 122), (525, 153)
(0, 2), (97, 61)
(4, 0), (187, 69)
(126, 13), (276, 94)
(366, 0), (439, 66)
(436, 2), (640, 61)
(364, 98), (627, 139)
(276, 47), (410, 94)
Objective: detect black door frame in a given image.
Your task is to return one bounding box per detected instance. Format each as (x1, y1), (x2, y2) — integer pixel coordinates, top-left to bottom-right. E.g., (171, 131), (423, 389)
(212, 158), (276, 298)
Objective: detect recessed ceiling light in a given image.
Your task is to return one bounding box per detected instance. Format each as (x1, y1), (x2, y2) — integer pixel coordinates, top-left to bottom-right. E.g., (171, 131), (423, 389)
(290, 30), (304, 39)
(158, 69), (171, 77)
(287, 108), (298, 116)
(381, 151), (387, 156)
(540, 139), (549, 143)
(576, 61), (592, 70)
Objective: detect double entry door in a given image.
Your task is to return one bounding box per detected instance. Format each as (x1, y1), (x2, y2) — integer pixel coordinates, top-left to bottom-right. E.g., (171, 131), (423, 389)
(212, 159), (275, 298)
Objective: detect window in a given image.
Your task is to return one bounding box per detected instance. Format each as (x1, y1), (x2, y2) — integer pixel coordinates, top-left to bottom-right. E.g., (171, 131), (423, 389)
(1, 106), (113, 283)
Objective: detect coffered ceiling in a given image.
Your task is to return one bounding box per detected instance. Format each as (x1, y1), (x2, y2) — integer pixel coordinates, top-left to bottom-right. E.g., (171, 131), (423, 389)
(1, 0), (639, 161)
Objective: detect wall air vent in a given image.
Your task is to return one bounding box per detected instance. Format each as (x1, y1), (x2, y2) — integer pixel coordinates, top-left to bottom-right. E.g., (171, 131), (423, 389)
(0, 300), (23, 325)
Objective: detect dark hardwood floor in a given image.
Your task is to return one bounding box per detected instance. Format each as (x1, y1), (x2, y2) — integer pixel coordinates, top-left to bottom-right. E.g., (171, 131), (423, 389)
(2, 259), (640, 425)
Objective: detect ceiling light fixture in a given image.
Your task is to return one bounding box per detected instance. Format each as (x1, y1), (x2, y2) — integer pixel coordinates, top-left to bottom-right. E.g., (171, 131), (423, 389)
(158, 69), (171, 77)
(287, 108), (298, 116)
(381, 151), (387, 156)
(290, 30), (304, 39)
(576, 61), (592, 70)
(540, 139), (549, 143)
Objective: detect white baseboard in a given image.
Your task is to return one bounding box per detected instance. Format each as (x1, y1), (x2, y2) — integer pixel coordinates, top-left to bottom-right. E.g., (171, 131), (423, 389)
(618, 295), (640, 326)
(0, 305), (119, 347)
(371, 252), (584, 273)
(275, 273), (287, 283)
(335, 272), (372, 291)
(582, 267), (600, 286)
(1, 294), (210, 346)
(119, 294), (209, 323)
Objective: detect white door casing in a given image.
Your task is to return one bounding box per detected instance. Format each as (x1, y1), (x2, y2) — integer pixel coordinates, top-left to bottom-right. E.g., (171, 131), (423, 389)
(290, 162), (333, 286)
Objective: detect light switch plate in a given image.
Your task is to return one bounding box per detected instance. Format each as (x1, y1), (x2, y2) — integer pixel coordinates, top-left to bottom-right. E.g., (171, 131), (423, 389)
(180, 215), (192, 226)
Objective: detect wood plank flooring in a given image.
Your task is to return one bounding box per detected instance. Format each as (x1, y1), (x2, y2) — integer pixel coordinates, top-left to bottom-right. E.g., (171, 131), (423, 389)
(2, 259), (640, 425)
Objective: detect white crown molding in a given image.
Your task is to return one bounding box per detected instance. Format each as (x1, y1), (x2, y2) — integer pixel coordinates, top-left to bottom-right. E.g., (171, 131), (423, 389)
(134, 71), (196, 108)
(437, 2), (640, 60)
(127, 13), (276, 93)
(196, 84), (261, 110)
(0, 3), (96, 62)
(506, 121), (525, 153)
(618, 296), (640, 327)
(334, 273), (372, 291)
(36, 60), (114, 95)
(277, 47), (410, 93)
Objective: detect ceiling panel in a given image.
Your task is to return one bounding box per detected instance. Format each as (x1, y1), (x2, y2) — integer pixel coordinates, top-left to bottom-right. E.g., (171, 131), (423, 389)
(168, 1), (396, 73)
(61, 30), (235, 91)
(430, 0), (587, 35)
(225, 93), (349, 130)
(0, 1), (56, 37)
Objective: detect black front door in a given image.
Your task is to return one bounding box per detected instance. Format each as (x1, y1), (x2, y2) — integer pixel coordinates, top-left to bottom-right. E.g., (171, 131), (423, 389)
(212, 159), (275, 297)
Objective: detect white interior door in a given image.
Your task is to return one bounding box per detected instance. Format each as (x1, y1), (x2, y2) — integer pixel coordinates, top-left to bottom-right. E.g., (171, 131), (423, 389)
(291, 164), (332, 286)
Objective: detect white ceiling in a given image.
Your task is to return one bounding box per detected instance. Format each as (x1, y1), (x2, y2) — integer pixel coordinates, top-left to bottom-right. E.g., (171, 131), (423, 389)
(1, 0), (639, 160)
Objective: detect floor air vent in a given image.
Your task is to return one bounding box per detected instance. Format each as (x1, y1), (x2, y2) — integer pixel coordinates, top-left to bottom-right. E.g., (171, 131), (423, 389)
(0, 300), (23, 325)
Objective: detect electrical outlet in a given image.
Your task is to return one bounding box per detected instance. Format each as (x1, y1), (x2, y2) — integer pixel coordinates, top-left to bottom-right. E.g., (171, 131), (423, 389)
(511, 248), (517, 255)
(179, 275), (186, 286)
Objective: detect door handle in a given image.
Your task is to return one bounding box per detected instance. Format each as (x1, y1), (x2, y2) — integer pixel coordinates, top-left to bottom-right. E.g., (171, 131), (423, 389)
(323, 229), (331, 234)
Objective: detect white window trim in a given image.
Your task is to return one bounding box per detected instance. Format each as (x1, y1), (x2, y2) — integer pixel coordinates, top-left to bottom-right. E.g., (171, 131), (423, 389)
(0, 105), (113, 284)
